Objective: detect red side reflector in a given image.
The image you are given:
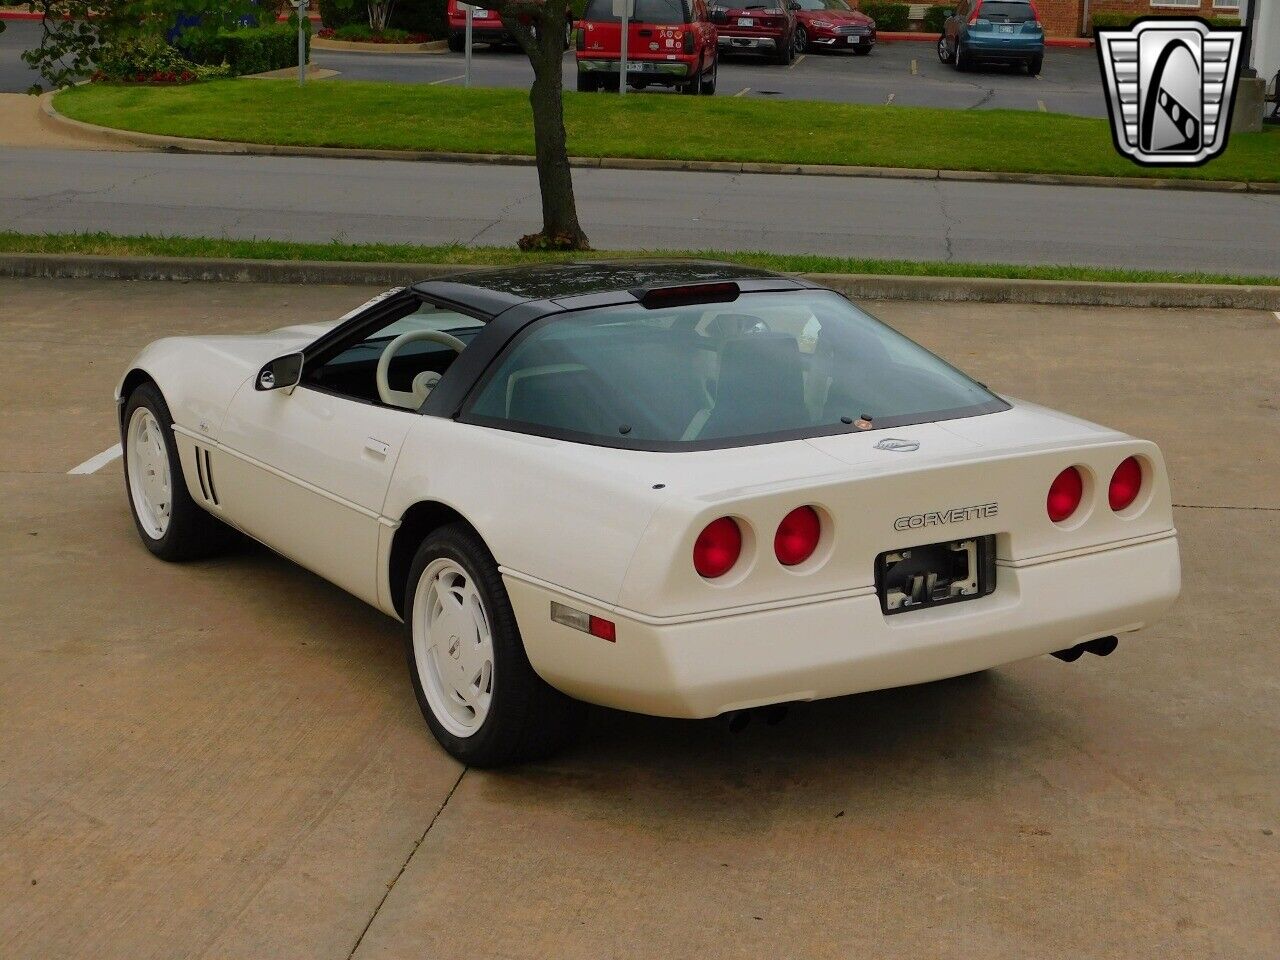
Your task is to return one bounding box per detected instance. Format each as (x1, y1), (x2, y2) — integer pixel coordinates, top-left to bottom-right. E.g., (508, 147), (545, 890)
(588, 616), (617, 642)
(635, 282), (740, 309)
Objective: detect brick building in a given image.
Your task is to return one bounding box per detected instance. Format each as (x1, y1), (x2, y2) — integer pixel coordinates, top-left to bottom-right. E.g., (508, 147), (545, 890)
(1026, 0), (1239, 38)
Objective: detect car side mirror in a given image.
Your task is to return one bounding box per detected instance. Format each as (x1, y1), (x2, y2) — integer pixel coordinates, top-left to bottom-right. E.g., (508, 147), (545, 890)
(256, 352), (303, 393)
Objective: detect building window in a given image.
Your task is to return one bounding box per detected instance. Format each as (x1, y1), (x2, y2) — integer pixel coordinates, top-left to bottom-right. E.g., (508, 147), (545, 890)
(1149, 0), (1198, 7)
(1211, 0), (1239, 8)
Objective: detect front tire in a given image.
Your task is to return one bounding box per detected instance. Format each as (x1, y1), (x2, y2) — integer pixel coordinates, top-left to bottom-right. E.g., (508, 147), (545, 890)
(937, 34), (953, 63)
(794, 25), (808, 54)
(122, 382), (235, 562)
(404, 523), (583, 767)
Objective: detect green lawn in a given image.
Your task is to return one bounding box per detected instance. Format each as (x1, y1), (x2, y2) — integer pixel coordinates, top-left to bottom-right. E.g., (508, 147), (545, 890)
(55, 80), (1280, 183)
(3, 231), (1277, 285)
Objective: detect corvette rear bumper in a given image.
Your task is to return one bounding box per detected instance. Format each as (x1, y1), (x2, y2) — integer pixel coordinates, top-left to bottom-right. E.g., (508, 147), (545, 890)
(506, 532), (1180, 719)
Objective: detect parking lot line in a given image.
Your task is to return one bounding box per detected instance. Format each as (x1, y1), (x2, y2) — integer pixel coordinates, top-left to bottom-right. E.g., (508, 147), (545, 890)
(910, 58), (918, 75)
(68, 443), (122, 475)
(789, 54), (805, 70)
(428, 74), (465, 86)
(1038, 99), (1047, 112)
(1273, 311), (1280, 324)
(733, 86), (750, 97)
(885, 92), (895, 105)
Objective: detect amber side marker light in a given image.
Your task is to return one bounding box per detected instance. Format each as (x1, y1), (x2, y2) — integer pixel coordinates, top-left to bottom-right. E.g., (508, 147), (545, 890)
(551, 602), (616, 642)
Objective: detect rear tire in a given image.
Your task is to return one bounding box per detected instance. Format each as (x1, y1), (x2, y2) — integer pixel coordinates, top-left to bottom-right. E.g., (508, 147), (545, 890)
(774, 34), (792, 64)
(701, 55), (717, 94)
(681, 62), (703, 94)
(953, 41), (967, 70)
(576, 71), (600, 92)
(447, 31), (464, 52)
(122, 382), (236, 562)
(1028, 54), (1042, 75)
(404, 523), (584, 767)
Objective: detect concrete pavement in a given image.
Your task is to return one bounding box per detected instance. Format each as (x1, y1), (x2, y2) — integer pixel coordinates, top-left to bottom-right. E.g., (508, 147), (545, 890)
(1, 277), (1277, 960)
(3, 147), (1279, 275)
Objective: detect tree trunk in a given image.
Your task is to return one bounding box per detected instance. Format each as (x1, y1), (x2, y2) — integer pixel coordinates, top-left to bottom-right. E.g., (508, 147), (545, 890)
(503, 1), (590, 250)
(527, 37), (589, 248)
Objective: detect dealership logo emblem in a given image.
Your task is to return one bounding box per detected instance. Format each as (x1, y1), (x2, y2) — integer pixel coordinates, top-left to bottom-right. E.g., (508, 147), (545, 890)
(1096, 17), (1245, 166)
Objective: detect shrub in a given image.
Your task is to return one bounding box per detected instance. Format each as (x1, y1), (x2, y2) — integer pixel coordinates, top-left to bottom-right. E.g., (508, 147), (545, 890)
(182, 22), (310, 76)
(325, 23), (432, 42)
(94, 37), (230, 83)
(858, 2), (909, 31)
(318, 0), (366, 28)
(922, 4), (949, 33)
(389, 0), (448, 39)
(1090, 12), (1240, 33)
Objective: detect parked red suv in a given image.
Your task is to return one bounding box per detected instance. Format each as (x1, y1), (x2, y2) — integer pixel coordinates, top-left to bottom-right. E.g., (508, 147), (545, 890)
(576, 0), (719, 94)
(709, 0), (796, 64)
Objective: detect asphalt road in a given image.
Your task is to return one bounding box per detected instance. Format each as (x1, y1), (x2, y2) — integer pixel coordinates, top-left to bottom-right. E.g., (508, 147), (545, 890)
(315, 38), (1108, 115)
(2, 18), (1105, 115)
(0, 19), (43, 93)
(4, 146), (1279, 275)
(3, 278), (1277, 960)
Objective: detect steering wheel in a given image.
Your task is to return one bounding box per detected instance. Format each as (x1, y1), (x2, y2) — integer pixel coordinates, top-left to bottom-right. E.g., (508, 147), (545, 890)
(376, 329), (466, 410)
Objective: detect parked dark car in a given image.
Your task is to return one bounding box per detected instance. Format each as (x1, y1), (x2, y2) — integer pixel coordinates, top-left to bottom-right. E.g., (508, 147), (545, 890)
(938, 0), (1043, 75)
(709, 0), (796, 64)
(790, 0), (875, 54)
(576, 0), (719, 94)
(446, 0), (574, 51)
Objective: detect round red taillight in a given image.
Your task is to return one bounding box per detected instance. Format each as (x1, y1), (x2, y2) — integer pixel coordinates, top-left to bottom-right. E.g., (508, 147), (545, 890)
(693, 517), (742, 579)
(775, 506), (821, 566)
(1109, 456), (1143, 512)
(1047, 466), (1084, 523)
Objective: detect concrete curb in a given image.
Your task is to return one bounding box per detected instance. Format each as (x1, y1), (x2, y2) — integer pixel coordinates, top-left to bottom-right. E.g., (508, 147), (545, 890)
(312, 37), (447, 54)
(40, 94), (1279, 195)
(3, 253), (1277, 309)
(875, 30), (1093, 48)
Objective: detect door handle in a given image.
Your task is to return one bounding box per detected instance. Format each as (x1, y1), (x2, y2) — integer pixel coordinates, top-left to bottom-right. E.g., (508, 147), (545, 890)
(365, 438), (391, 458)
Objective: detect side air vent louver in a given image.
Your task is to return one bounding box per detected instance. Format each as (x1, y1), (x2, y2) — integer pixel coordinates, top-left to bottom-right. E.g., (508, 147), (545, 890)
(194, 447), (219, 506)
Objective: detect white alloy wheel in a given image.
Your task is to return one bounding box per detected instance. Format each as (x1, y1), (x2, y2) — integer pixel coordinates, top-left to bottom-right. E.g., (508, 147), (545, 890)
(412, 557), (495, 738)
(127, 406), (172, 539)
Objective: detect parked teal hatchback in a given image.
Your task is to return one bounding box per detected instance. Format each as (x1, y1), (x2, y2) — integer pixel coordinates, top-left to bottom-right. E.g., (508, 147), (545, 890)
(937, 0), (1044, 75)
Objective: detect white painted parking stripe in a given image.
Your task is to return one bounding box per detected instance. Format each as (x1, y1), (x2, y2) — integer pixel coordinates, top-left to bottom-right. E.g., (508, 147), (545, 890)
(1273, 311), (1280, 324)
(789, 54), (805, 70)
(68, 443), (122, 476)
(734, 86), (750, 97)
(910, 58), (917, 75)
(428, 74), (465, 85)
(1038, 99), (1047, 112)
(885, 92), (895, 105)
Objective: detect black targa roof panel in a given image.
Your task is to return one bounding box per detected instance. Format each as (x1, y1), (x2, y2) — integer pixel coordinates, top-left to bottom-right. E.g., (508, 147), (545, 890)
(413, 261), (784, 311)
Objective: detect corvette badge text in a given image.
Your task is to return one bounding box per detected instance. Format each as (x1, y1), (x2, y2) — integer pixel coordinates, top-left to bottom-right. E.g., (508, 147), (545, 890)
(894, 503), (999, 532)
(1096, 17), (1245, 167)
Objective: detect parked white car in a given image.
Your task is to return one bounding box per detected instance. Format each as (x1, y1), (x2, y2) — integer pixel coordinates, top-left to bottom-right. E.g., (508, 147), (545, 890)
(117, 263), (1181, 765)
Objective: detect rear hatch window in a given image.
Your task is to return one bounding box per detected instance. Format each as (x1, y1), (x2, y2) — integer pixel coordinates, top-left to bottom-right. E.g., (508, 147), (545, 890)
(975, 2), (1035, 22)
(582, 0), (691, 23)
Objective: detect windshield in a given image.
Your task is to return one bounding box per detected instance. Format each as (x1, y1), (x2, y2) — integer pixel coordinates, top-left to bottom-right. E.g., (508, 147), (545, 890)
(582, 0), (690, 23)
(794, 0), (852, 11)
(464, 290), (1006, 450)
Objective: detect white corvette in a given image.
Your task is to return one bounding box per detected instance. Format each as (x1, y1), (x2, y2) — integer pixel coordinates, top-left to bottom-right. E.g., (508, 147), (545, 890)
(118, 263), (1180, 765)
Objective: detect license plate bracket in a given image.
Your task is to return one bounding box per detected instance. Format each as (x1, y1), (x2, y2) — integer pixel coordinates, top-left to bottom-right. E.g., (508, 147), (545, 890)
(875, 535), (996, 615)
